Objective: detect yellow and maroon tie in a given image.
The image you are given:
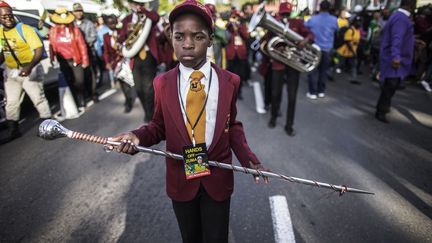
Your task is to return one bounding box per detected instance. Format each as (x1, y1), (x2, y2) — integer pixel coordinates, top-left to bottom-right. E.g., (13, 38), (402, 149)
(186, 70), (206, 144)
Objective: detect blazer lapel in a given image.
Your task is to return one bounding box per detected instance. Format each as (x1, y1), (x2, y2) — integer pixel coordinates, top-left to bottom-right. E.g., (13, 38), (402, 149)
(208, 64), (234, 154)
(164, 65), (192, 145)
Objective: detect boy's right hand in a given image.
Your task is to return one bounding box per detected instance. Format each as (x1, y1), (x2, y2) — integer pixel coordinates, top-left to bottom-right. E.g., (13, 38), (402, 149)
(109, 132), (140, 155)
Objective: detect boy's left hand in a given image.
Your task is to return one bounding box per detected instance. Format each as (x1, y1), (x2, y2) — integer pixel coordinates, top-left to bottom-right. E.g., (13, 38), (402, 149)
(249, 162), (270, 184)
(109, 132), (140, 155)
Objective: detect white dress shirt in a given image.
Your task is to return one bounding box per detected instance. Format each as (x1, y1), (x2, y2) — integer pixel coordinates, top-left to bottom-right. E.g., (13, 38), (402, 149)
(109, 30), (118, 47)
(178, 60), (219, 147)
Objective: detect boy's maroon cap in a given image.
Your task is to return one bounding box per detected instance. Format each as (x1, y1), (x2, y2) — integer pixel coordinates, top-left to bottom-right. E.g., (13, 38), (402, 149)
(169, 0), (214, 32)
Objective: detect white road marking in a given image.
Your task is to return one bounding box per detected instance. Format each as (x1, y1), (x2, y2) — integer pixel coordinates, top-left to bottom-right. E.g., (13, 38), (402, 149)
(98, 88), (117, 101)
(251, 80), (267, 114)
(86, 88), (117, 108)
(269, 195), (296, 243)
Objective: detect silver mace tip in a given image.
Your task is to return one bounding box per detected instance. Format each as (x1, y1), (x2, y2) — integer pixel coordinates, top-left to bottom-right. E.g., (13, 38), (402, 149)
(38, 119), (70, 140)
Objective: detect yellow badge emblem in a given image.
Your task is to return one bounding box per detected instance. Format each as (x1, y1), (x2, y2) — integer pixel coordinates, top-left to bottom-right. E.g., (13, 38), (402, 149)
(190, 80), (204, 92)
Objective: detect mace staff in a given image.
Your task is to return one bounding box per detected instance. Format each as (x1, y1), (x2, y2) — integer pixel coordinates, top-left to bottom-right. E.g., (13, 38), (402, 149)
(38, 119), (374, 196)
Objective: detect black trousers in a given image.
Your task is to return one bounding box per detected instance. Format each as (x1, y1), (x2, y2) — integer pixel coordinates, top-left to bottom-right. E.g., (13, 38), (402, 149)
(119, 81), (136, 109)
(416, 48), (429, 80)
(96, 54), (106, 88)
(132, 51), (156, 122)
(271, 67), (300, 128)
(84, 47), (98, 99)
(172, 185), (230, 243)
(227, 58), (248, 97)
(376, 77), (400, 115)
(57, 55), (86, 107)
(264, 68), (272, 107)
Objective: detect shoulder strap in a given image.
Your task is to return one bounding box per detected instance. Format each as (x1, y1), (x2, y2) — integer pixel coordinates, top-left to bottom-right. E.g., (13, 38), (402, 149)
(16, 23), (26, 43)
(16, 23), (44, 44)
(2, 29), (23, 67)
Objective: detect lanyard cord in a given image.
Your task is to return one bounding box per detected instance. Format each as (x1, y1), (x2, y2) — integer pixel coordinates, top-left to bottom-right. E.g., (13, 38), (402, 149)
(178, 68), (213, 145)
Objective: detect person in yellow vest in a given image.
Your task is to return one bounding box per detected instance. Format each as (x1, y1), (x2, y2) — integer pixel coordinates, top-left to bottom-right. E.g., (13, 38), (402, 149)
(336, 16), (362, 84)
(332, 8), (351, 76)
(0, 1), (52, 144)
(337, 8), (350, 28)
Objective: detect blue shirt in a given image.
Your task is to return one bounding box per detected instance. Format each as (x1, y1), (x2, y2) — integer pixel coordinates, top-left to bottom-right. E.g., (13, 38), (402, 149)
(96, 25), (111, 57)
(379, 10), (414, 84)
(305, 12), (338, 52)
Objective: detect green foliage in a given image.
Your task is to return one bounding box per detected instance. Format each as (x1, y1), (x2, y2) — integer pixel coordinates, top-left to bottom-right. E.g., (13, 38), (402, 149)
(113, 0), (128, 12)
(159, 0), (176, 14)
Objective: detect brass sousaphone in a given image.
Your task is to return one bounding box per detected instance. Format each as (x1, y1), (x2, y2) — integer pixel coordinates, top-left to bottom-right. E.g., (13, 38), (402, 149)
(121, 0), (154, 58)
(249, 3), (321, 72)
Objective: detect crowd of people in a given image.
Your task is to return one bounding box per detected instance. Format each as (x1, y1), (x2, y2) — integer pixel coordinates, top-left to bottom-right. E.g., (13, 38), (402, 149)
(0, 0), (430, 141)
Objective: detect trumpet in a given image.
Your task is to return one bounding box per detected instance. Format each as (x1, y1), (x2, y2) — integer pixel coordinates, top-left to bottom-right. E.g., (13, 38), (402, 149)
(248, 3), (321, 73)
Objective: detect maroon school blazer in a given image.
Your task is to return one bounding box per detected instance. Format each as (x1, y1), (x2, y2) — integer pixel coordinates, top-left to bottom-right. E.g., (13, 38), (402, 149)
(132, 64), (260, 202)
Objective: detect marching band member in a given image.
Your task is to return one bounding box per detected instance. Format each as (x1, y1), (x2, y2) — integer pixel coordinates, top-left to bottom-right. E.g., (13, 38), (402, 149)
(204, 3), (227, 68)
(157, 14), (176, 71)
(111, 1), (269, 242)
(103, 15), (136, 113)
(225, 9), (249, 100)
(265, 2), (314, 136)
(119, 0), (160, 123)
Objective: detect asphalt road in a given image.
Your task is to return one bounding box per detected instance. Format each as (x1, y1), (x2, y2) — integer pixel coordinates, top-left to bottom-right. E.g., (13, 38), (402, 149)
(0, 70), (431, 243)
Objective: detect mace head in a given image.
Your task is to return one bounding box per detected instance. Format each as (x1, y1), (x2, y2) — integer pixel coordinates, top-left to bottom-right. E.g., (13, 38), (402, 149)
(38, 119), (71, 140)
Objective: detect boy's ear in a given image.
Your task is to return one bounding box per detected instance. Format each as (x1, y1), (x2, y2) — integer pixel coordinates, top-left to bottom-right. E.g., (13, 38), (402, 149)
(208, 32), (214, 47)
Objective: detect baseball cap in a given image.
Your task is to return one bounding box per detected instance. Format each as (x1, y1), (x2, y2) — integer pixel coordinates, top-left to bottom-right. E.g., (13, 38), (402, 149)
(279, 2), (293, 14)
(169, 0), (214, 33)
(73, 3), (84, 11)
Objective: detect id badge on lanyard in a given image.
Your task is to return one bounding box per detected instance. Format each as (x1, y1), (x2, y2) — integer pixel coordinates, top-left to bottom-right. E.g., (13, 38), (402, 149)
(182, 143), (211, 179)
(178, 69), (213, 179)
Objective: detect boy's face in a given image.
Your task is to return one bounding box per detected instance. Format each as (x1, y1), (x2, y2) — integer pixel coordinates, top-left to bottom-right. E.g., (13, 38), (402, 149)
(171, 14), (213, 69)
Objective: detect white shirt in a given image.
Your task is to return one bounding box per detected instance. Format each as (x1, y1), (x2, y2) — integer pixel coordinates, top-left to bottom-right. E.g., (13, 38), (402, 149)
(109, 30), (118, 47)
(178, 60), (219, 147)
(398, 8), (411, 17)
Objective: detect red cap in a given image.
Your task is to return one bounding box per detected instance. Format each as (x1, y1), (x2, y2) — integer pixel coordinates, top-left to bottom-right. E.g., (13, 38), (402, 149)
(279, 2), (293, 14)
(169, 0), (214, 33)
(205, 3), (216, 17)
(0, 1), (11, 8)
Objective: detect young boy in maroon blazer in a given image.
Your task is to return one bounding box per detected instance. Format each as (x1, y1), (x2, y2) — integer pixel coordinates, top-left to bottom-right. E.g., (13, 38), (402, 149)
(111, 1), (268, 242)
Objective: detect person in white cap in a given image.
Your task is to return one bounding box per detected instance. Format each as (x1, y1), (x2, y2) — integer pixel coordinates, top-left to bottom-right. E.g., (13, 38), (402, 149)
(72, 2), (99, 103)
